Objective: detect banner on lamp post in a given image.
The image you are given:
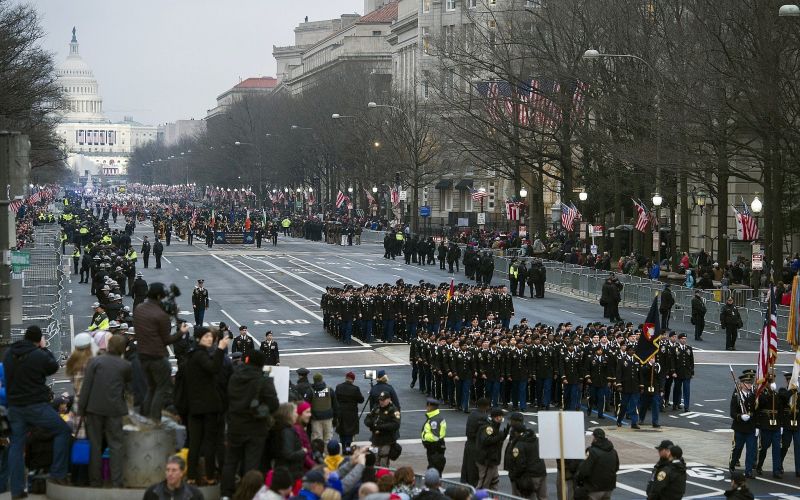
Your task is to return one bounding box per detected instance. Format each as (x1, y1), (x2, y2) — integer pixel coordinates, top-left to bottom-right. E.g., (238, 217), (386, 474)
(652, 231), (660, 253)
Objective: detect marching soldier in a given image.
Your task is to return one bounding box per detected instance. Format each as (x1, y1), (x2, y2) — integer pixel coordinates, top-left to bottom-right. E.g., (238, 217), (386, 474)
(421, 398), (447, 474)
(364, 391), (400, 466)
(561, 341), (584, 411)
(756, 372), (784, 478)
(586, 345), (611, 419)
(671, 333), (694, 412)
(232, 325), (255, 356)
(191, 279), (209, 326)
(659, 332), (677, 411)
(780, 372), (800, 477)
(615, 344), (642, 429)
(730, 371), (757, 478)
(639, 358), (662, 428)
(259, 331), (280, 365)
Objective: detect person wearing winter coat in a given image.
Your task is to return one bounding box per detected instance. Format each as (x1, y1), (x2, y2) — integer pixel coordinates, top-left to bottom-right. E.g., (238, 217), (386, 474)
(184, 327), (230, 484)
(720, 297), (743, 351)
(273, 403), (307, 482)
(334, 372), (364, 449)
(691, 290), (707, 341)
(646, 445), (687, 500)
(254, 466), (295, 500)
(475, 408), (508, 490)
(723, 472), (754, 500)
(659, 285), (675, 331)
(504, 412), (547, 499)
(310, 373), (339, 443)
(576, 428), (620, 499)
(600, 275), (623, 322)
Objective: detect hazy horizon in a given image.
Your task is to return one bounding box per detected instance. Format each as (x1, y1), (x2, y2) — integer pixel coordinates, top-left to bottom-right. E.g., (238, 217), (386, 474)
(31, 0), (363, 126)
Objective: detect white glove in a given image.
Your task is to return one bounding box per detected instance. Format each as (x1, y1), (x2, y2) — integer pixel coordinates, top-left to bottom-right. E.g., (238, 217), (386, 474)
(770, 382), (777, 391)
(741, 414), (750, 422)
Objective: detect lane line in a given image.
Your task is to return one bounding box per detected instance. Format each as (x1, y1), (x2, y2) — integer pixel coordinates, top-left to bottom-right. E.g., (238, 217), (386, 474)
(254, 258), (328, 292)
(212, 255), (323, 321)
(289, 362), (408, 370)
(219, 309), (241, 328)
(69, 314), (75, 344)
(286, 255), (363, 285)
(281, 349), (373, 358)
(162, 257), (172, 264)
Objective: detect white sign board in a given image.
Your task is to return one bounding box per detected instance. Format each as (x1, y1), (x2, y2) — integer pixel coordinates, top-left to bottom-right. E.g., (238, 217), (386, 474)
(264, 365), (291, 403)
(537, 411), (586, 459)
(752, 253), (763, 271)
(399, 190), (408, 201)
(477, 212), (486, 225)
(590, 244), (598, 256)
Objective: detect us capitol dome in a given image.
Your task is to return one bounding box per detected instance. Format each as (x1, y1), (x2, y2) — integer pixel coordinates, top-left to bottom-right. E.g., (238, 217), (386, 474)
(56, 27), (104, 123)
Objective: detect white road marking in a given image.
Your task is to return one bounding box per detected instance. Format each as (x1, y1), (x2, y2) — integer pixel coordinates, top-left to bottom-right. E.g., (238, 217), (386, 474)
(290, 362), (408, 370)
(613, 481), (649, 497)
(705, 399), (727, 402)
(184, 276), (189, 280)
(69, 314), (75, 344)
(212, 255), (323, 322)
(162, 257), (171, 264)
(175, 268), (180, 271)
(219, 309), (241, 328)
(560, 309), (575, 314)
(287, 255), (362, 285)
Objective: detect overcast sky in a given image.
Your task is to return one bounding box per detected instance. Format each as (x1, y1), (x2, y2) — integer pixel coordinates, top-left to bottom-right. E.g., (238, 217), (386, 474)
(31, 0), (363, 126)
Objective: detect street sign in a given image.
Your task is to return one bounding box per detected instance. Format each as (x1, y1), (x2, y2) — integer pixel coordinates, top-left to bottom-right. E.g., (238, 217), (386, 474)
(589, 225), (604, 237)
(419, 205), (431, 217)
(652, 231), (660, 252)
(752, 253), (763, 271)
(477, 212), (486, 225)
(399, 190), (407, 201)
(295, 200), (302, 209)
(590, 244), (598, 255)
(519, 225), (527, 237)
(11, 250), (30, 273)
(355, 209), (365, 217)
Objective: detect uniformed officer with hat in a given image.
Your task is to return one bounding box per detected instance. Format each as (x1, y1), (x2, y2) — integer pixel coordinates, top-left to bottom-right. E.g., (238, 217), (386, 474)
(730, 370), (757, 478)
(259, 331), (280, 366)
(475, 408), (507, 490)
(364, 391), (400, 466)
(421, 398), (447, 474)
(779, 371), (800, 477)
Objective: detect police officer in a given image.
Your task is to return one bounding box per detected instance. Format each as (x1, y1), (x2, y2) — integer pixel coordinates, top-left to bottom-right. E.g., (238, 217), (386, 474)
(141, 235), (151, 268)
(720, 297), (743, 351)
(504, 411), (547, 499)
(132, 272), (148, 310)
(730, 372), (757, 478)
(364, 391), (400, 466)
(475, 408), (507, 490)
(646, 444), (687, 499)
(72, 246), (81, 275)
(88, 302), (109, 331)
(756, 372), (784, 478)
(232, 325), (255, 356)
(259, 331), (280, 365)
(191, 279), (209, 326)
(421, 398), (447, 474)
(671, 333), (694, 412)
(646, 440), (674, 497)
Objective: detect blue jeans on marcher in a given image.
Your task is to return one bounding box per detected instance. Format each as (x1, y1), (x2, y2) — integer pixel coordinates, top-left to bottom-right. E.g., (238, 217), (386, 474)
(731, 431), (757, 474)
(536, 378), (552, 407)
(458, 378), (472, 412)
(617, 392), (640, 425)
(564, 383), (580, 411)
(8, 403), (71, 496)
(512, 380), (528, 410)
(341, 320), (353, 344)
(361, 319), (373, 342)
(486, 380), (501, 407)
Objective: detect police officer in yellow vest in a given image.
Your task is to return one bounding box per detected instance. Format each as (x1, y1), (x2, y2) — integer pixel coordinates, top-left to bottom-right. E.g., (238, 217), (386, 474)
(281, 217), (291, 236)
(60, 231), (68, 254)
(88, 302), (109, 331)
(508, 260), (520, 297)
(71, 247), (81, 275)
(79, 225), (89, 245)
(422, 397), (447, 474)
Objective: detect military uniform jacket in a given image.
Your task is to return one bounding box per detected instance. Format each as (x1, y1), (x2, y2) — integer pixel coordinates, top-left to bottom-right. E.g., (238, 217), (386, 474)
(365, 403), (400, 446)
(672, 345), (694, 379)
(780, 388), (800, 431)
(498, 294), (514, 319)
(191, 287), (209, 309)
(756, 389), (783, 430)
(453, 349), (476, 380)
(232, 334), (255, 355)
(534, 345), (555, 379)
(507, 348), (530, 380)
(730, 389), (757, 433)
(259, 340), (280, 365)
(359, 296), (376, 319)
(616, 355), (642, 393)
(561, 352), (584, 384)
(639, 363), (662, 392)
(586, 354), (611, 387)
(656, 341), (675, 376)
(480, 349), (503, 381)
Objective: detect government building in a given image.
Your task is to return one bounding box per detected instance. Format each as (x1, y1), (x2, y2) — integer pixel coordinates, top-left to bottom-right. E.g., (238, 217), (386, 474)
(55, 28), (160, 179)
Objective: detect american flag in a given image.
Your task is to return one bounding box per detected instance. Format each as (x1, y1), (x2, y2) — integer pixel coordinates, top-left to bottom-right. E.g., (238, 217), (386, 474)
(734, 201), (759, 241)
(478, 78), (589, 129)
(633, 198), (650, 232)
(391, 188), (400, 208)
(560, 202), (577, 231)
(28, 191), (41, 204)
(336, 190), (347, 209)
(471, 188), (489, 202)
(308, 191), (316, 206)
(364, 188), (376, 206)
(756, 286), (780, 398)
(9, 199), (23, 214)
(505, 200), (521, 221)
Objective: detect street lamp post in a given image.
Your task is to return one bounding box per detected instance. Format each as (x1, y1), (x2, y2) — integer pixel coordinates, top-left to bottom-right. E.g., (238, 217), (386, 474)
(372, 186), (378, 217)
(519, 188), (528, 235)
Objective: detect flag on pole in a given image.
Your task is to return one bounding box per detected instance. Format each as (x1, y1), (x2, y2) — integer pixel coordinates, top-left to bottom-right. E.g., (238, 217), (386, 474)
(336, 190), (347, 208)
(244, 209), (251, 231)
(633, 198), (650, 232)
(505, 200), (520, 221)
(364, 188), (376, 206)
(788, 275), (800, 348)
(756, 285), (780, 398)
(635, 295), (662, 364)
(733, 201), (760, 241)
(560, 202), (577, 231)
(446, 278), (455, 303)
(471, 188), (489, 202)
(391, 188), (400, 208)
(790, 349), (800, 390)
(210, 209), (215, 228)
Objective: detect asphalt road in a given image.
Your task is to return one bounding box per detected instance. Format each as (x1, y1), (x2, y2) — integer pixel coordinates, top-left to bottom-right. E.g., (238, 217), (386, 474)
(59, 221), (800, 498)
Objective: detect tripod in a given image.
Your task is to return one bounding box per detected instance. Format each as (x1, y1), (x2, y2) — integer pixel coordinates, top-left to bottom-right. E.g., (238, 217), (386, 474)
(359, 377), (375, 420)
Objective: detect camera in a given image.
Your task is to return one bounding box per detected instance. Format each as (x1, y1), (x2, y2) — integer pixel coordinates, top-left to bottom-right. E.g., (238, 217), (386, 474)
(160, 283), (182, 318)
(364, 370), (377, 380)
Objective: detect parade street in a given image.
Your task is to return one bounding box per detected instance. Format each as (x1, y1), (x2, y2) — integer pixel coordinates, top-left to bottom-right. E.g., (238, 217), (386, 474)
(58, 221), (800, 499)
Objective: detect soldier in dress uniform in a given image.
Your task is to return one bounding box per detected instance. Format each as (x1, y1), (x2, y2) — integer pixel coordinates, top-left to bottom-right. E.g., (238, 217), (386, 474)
(232, 325), (255, 356)
(452, 341), (477, 413)
(659, 331), (677, 411)
(615, 344), (642, 429)
(756, 372), (784, 478)
(364, 391), (400, 466)
(586, 345), (611, 419)
(561, 341), (584, 411)
(780, 371), (800, 477)
(259, 331), (280, 365)
(191, 278), (209, 327)
(639, 358), (662, 428)
(730, 371), (758, 478)
(671, 333), (694, 412)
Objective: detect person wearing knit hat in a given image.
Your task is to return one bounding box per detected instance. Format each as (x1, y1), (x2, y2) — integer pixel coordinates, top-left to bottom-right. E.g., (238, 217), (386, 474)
(335, 371), (365, 450)
(293, 401), (315, 477)
(309, 372), (338, 444)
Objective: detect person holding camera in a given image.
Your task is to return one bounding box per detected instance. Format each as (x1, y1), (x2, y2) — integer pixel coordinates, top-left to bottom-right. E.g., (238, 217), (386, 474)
(221, 350), (279, 497)
(364, 391), (400, 466)
(184, 326), (230, 485)
(4, 325), (72, 497)
(133, 282), (186, 422)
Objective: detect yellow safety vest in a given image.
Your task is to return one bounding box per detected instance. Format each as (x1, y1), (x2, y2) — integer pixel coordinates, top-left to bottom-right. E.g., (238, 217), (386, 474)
(421, 409), (446, 443)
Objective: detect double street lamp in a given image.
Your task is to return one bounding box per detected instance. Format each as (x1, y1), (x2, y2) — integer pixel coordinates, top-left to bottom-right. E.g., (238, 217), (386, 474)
(780, 4), (800, 16)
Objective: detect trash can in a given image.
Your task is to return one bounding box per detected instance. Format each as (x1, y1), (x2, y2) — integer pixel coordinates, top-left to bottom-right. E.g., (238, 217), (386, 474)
(122, 427), (176, 488)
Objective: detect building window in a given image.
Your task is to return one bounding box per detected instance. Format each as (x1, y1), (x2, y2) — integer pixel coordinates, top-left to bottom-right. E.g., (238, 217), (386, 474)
(526, 0), (544, 7)
(372, 30), (382, 36)
(443, 189), (453, 211)
(446, 0), (456, 10)
(465, 23), (475, 51)
(422, 27), (431, 54)
(422, 79), (429, 99)
(445, 25), (455, 53)
(468, 0), (477, 7)
(464, 192), (474, 212)
(423, 0), (431, 12)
